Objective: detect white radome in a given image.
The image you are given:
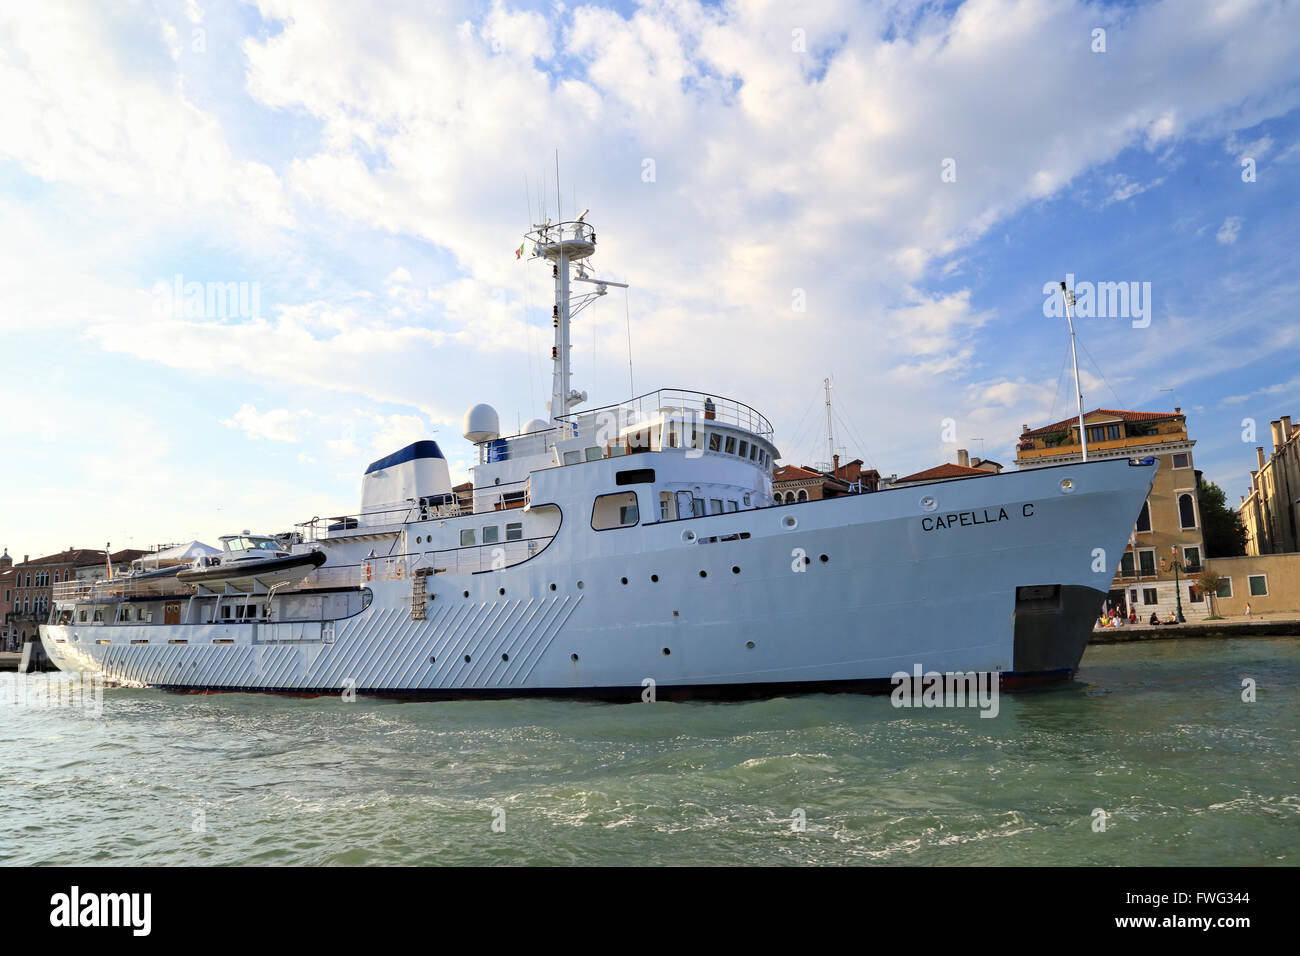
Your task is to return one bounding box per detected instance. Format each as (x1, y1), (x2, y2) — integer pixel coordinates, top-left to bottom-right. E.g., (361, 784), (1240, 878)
(463, 403), (500, 443)
(521, 418), (550, 435)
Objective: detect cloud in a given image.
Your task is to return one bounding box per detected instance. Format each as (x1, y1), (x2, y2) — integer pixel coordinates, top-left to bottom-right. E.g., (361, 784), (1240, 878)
(221, 404), (313, 442)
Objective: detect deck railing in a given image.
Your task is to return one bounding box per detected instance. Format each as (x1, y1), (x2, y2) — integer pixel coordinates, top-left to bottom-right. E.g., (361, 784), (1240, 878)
(362, 536), (552, 582)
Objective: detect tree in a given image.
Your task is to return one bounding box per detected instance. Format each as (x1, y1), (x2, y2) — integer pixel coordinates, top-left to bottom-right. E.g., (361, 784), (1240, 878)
(1197, 477), (1246, 558)
(1193, 567), (1227, 619)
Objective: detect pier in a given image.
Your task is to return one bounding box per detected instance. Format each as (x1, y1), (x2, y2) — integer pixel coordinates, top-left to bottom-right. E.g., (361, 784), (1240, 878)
(1090, 613), (1300, 644)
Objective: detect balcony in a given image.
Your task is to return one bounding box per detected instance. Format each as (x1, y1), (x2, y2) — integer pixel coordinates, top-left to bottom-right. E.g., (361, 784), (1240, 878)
(1017, 431), (1186, 461)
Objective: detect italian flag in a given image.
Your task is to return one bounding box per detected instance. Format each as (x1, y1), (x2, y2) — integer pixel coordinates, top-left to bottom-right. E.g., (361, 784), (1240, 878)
(515, 242), (525, 259)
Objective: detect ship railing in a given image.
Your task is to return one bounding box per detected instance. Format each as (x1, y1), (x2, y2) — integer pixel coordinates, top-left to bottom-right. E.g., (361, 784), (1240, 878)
(51, 576), (191, 603)
(362, 535), (553, 582)
(558, 388), (775, 440)
(295, 500), (473, 542)
(291, 564), (364, 591)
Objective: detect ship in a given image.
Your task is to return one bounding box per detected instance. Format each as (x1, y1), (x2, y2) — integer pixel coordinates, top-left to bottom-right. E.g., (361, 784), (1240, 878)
(40, 213), (1156, 699)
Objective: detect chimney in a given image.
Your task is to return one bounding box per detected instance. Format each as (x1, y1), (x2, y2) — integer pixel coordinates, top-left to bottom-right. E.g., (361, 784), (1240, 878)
(957, 449), (970, 467)
(1021, 424), (1029, 434)
(1271, 420), (1283, 452)
(1282, 416), (1293, 442)
(971, 457), (982, 468)
(23, 555), (28, 564)
(1174, 406), (1181, 414)
(833, 454), (840, 472)
(1257, 446), (1267, 469)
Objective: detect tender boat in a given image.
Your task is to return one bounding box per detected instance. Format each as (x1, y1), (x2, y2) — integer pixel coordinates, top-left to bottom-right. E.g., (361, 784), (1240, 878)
(175, 534), (326, 592)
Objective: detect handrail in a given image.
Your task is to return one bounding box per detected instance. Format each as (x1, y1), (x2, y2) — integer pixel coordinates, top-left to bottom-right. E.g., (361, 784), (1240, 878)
(362, 535), (555, 581)
(556, 387), (774, 439)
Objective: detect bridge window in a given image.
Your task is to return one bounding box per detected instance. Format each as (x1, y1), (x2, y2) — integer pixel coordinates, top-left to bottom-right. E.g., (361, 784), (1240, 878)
(739, 440), (748, 458)
(585, 446), (603, 461)
(724, 436), (736, 454)
(709, 498), (723, 514)
(460, 529), (476, 546)
(506, 522), (523, 541)
(616, 468), (656, 485)
(592, 491), (640, 530)
(482, 526), (499, 544)
(708, 433), (721, 452)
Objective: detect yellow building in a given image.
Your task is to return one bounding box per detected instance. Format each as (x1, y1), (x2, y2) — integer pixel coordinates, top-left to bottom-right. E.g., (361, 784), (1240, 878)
(1240, 415), (1299, 555)
(1016, 408), (1205, 618)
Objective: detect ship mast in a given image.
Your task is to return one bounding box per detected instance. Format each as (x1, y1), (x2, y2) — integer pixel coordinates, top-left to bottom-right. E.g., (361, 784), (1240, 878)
(523, 209), (627, 424)
(1060, 280), (1088, 462)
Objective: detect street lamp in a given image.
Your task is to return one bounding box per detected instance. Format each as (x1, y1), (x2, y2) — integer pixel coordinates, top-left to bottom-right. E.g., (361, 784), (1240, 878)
(1162, 546), (1186, 624)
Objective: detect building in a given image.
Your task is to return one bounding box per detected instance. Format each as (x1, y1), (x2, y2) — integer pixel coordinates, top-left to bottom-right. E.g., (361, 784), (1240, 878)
(1017, 408), (1203, 618)
(773, 455), (880, 503)
(1201, 553), (1300, 616)
(891, 449), (1002, 487)
(4, 547), (150, 649)
(0, 548), (15, 651)
(1240, 415), (1299, 555)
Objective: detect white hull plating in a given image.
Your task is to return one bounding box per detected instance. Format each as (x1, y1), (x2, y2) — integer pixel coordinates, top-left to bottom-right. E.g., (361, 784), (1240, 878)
(42, 457), (1155, 698)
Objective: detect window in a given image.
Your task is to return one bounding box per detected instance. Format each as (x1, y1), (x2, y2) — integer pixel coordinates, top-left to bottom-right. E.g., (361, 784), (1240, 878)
(482, 526), (499, 544)
(727, 500), (738, 512)
(797, 489), (808, 502)
(1172, 453), (1190, 469)
(1129, 589), (1138, 605)
(1188, 586), (1202, 603)
(585, 447), (603, 462)
(1142, 588), (1158, 605)
(692, 497), (706, 517)
(1248, 574), (1268, 596)
(616, 468), (655, 485)
(1137, 549), (1156, 575)
(1215, 578), (1233, 599)
(724, 436), (736, 455)
(1135, 501), (1151, 533)
(738, 440), (748, 458)
(1086, 424), (1121, 443)
(1178, 493), (1197, 529)
(460, 529), (476, 547)
(659, 492), (676, 522)
(708, 433), (721, 452)
(1120, 552), (1135, 576)
(749, 446), (757, 461)
(710, 499), (723, 515)
(563, 450), (581, 465)
(1182, 546), (1200, 570)
(505, 522), (523, 541)
(592, 491), (640, 530)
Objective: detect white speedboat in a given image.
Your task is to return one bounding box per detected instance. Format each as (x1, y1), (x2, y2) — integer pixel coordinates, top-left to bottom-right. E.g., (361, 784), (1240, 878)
(41, 211), (1155, 699)
(175, 534), (326, 592)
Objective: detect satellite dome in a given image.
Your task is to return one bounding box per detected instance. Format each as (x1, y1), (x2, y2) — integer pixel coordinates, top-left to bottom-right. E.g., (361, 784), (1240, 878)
(522, 418), (551, 435)
(463, 403), (500, 443)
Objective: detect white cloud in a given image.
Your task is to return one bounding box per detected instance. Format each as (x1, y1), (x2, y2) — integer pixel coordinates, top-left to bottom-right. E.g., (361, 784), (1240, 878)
(221, 404), (313, 442)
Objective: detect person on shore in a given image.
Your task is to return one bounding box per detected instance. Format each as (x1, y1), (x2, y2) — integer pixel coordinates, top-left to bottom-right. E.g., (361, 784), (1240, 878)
(1149, 612), (1159, 626)
(1129, 608), (1137, 624)
(1244, 603), (1252, 617)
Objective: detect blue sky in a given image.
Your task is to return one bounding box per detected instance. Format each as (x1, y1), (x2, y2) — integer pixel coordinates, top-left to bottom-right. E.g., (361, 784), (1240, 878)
(2, 0), (1299, 558)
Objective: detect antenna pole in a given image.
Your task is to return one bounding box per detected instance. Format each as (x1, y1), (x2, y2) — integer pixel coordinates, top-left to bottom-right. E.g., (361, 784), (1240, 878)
(824, 377), (835, 467)
(1061, 280), (1088, 462)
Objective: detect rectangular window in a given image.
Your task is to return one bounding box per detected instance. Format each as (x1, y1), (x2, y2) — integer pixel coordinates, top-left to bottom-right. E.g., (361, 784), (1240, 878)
(708, 498), (722, 515)
(708, 433), (721, 452)
(1120, 552), (1135, 576)
(505, 522), (523, 541)
(1086, 424), (1121, 443)
(1248, 574), (1268, 596)
(692, 498), (706, 517)
(1188, 586), (1202, 603)
(738, 440), (748, 458)
(460, 529), (476, 546)
(1137, 549), (1155, 575)
(659, 492), (675, 522)
(727, 500), (738, 512)
(585, 446), (603, 461)
(1135, 501), (1151, 533)
(592, 491), (640, 530)
(1143, 588), (1158, 605)
(1129, 589), (1138, 604)
(724, 436), (736, 454)
(616, 468), (656, 485)
(563, 450), (581, 465)
(749, 446), (757, 461)
(1182, 546), (1200, 570)
(482, 526), (499, 544)
(1215, 578), (1233, 599)
(1172, 453), (1190, 469)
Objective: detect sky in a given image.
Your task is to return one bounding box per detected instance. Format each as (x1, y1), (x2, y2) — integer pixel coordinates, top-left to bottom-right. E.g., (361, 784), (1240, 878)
(2, 0), (1299, 559)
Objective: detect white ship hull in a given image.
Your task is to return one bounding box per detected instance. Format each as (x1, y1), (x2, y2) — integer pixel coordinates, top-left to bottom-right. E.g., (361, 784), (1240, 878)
(41, 457), (1155, 699)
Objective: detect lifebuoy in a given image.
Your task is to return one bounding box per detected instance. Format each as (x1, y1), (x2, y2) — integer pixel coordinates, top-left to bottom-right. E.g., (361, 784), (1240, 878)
(365, 563), (372, 581)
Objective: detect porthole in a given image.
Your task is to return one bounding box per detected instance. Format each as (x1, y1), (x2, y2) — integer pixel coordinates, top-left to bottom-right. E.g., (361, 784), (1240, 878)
(781, 515), (797, 530)
(577, 581), (584, 590)
(620, 576), (628, 585)
(662, 647), (671, 656)
(501, 653), (509, 662)
(463, 590), (469, 598)
(650, 574), (659, 583)
(416, 536), (422, 544)
(550, 583), (556, 591)
(682, 529), (697, 543)
(1060, 478), (1075, 494)
(819, 554), (829, 563)
(498, 587), (505, 596)
(746, 641), (755, 649)
(571, 653), (579, 662)
(804, 556), (811, 565)
(699, 570), (707, 579)
(920, 495), (938, 512)
(464, 654), (472, 663)
(731, 566), (740, 574)
(429, 655), (436, 663)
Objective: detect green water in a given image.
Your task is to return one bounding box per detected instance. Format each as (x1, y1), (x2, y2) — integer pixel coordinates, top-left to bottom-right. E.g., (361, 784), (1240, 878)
(1, 638), (1296, 866)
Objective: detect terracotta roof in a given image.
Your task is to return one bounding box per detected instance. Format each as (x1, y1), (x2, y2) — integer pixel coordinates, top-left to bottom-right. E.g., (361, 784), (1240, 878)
(1021, 408), (1182, 439)
(895, 462), (995, 483)
(773, 465), (824, 483)
(16, 548), (151, 568)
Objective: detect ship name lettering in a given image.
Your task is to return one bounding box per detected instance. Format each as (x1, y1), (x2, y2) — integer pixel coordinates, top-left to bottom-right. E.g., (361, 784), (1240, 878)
(922, 506), (1026, 532)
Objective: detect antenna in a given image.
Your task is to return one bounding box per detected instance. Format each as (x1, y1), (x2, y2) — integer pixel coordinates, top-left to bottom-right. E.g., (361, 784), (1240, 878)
(555, 149), (561, 222)
(1060, 280), (1088, 462)
(625, 289), (635, 399)
(824, 377), (835, 468)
